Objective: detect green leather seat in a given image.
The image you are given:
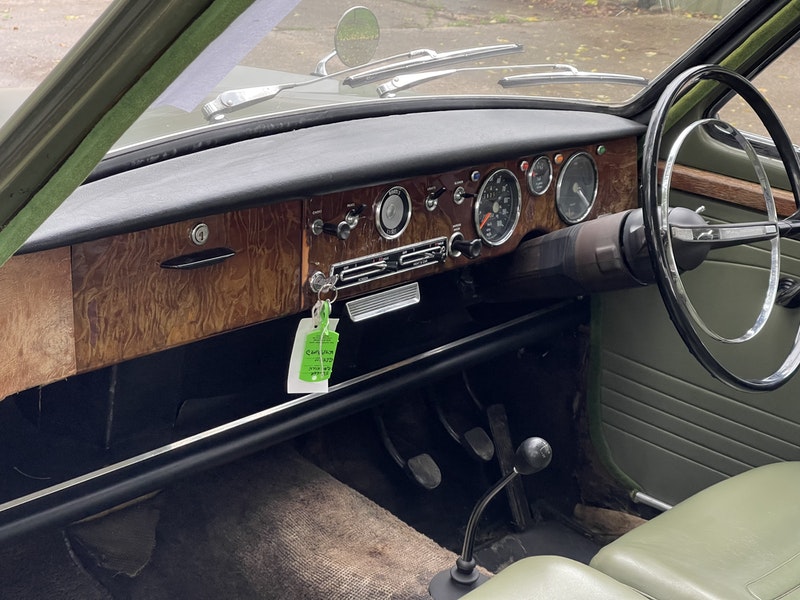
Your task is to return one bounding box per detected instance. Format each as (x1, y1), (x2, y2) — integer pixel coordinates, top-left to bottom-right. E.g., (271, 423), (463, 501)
(590, 461), (800, 600)
(461, 556), (646, 599)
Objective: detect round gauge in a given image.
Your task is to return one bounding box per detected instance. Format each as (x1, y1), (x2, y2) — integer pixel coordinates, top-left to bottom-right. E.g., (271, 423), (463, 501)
(376, 186), (412, 239)
(473, 169), (522, 246)
(556, 152), (598, 224)
(526, 155), (553, 196)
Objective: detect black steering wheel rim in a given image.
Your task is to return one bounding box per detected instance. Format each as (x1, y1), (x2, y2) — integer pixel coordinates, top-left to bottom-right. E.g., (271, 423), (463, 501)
(642, 64), (800, 392)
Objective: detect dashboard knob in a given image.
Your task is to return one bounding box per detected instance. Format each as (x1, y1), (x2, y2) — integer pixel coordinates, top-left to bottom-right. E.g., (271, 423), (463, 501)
(322, 220), (351, 240)
(453, 188), (476, 204)
(429, 186), (446, 200)
(345, 204), (366, 227)
(451, 236), (482, 259)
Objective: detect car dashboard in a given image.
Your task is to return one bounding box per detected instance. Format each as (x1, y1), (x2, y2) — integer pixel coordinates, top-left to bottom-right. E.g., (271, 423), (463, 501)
(0, 107), (645, 535)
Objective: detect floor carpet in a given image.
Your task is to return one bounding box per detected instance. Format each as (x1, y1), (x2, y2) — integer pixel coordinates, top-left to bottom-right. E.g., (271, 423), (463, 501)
(68, 445), (458, 599)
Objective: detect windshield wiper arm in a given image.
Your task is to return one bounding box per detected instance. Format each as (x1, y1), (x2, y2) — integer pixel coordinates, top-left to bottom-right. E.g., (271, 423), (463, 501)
(343, 44), (524, 88)
(499, 71), (648, 88)
(202, 83), (299, 121)
(202, 43), (523, 121)
(201, 50), (449, 121)
(376, 64), (578, 98)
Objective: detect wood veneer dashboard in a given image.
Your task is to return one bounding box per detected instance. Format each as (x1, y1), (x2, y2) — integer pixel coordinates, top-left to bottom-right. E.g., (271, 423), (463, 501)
(0, 136), (639, 401)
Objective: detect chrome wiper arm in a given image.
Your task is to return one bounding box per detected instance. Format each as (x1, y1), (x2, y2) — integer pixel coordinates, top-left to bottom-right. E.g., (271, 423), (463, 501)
(343, 43), (524, 88)
(201, 49), (445, 121)
(202, 83), (297, 121)
(376, 63), (578, 98)
(376, 69), (457, 97)
(202, 43), (524, 121)
(499, 71), (648, 88)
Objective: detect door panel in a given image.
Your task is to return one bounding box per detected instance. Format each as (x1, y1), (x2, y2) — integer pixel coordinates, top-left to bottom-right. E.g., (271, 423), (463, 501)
(593, 192), (800, 506)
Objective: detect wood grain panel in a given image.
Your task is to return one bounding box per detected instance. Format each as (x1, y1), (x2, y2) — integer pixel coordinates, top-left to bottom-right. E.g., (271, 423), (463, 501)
(666, 163), (797, 217)
(304, 137), (638, 305)
(73, 203), (302, 371)
(0, 248), (76, 398)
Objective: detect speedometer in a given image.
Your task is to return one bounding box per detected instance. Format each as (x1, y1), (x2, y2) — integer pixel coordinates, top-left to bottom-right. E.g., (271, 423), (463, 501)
(473, 169), (521, 246)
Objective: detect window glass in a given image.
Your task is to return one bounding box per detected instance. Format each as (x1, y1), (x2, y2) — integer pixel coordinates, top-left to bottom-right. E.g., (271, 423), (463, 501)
(1, 1), (752, 148)
(718, 44), (800, 141)
(149, 0), (748, 127)
(0, 2), (111, 93)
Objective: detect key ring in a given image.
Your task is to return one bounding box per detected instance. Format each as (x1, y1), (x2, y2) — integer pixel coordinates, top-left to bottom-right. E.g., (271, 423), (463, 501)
(317, 283), (338, 305)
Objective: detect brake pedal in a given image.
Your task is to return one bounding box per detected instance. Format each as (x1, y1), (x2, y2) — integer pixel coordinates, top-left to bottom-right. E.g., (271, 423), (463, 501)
(406, 454), (442, 490)
(373, 408), (442, 490)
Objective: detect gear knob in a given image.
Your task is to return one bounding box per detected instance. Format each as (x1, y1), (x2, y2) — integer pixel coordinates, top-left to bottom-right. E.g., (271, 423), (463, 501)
(513, 436), (552, 475)
(429, 435), (553, 599)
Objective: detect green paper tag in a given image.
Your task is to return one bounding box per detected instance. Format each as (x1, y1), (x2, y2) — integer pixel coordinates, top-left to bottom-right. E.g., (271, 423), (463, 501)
(298, 301), (339, 382)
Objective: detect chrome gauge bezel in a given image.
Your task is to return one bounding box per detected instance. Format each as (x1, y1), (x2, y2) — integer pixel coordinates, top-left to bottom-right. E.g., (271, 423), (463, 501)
(375, 186), (412, 239)
(473, 168), (522, 247)
(526, 155), (553, 196)
(555, 151), (598, 224)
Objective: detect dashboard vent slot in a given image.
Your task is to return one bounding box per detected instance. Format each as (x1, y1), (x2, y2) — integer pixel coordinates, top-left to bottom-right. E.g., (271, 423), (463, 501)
(328, 237), (447, 290)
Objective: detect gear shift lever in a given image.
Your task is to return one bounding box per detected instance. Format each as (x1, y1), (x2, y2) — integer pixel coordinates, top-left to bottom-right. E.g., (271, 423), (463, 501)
(429, 437), (552, 600)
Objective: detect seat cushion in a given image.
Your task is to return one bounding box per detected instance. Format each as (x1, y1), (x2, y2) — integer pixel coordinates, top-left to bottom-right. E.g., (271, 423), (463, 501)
(461, 556), (646, 599)
(591, 461), (800, 600)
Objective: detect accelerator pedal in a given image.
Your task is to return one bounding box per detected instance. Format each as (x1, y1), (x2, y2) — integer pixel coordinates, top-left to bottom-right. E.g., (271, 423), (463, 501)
(486, 403), (531, 530)
(433, 400), (494, 462)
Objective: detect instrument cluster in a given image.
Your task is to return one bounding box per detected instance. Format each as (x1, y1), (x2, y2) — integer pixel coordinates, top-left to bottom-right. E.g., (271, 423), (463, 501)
(303, 138), (635, 304)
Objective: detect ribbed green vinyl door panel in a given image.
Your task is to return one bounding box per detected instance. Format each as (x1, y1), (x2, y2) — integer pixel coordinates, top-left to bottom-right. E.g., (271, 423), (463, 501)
(595, 193), (800, 506)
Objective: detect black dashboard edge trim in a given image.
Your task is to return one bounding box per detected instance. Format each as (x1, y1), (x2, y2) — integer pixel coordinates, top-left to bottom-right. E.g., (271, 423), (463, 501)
(88, 97), (637, 185)
(20, 109), (645, 255)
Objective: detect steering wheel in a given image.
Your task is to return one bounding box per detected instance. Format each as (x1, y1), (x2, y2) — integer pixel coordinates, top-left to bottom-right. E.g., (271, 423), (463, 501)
(642, 64), (800, 391)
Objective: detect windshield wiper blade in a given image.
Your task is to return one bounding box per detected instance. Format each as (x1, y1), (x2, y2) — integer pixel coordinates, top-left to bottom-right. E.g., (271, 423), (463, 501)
(376, 64), (578, 98)
(499, 71), (648, 88)
(343, 43), (524, 88)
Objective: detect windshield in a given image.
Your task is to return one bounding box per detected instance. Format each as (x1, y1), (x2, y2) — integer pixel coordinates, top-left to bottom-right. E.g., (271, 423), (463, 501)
(138, 1), (747, 133)
(237, 0), (742, 100)
(2, 0), (749, 148)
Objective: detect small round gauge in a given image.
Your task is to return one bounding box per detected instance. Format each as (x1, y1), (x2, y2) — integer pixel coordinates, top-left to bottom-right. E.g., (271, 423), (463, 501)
(526, 155), (553, 196)
(556, 152), (598, 224)
(376, 186), (412, 239)
(473, 169), (522, 246)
